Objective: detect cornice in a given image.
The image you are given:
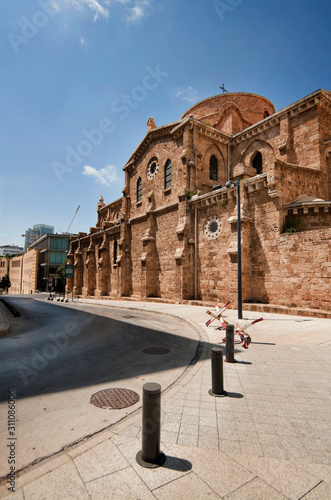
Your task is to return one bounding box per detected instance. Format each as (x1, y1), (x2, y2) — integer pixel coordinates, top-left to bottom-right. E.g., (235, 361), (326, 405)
(233, 89), (329, 145)
(70, 225), (120, 244)
(129, 201), (179, 224)
(123, 120), (183, 171)
(188, 172), (280, 208)
(98, 197), (122, 213)
(285, 200), (331, 215)
(188, 186), (233, 208)
(195, 122), (230, 144)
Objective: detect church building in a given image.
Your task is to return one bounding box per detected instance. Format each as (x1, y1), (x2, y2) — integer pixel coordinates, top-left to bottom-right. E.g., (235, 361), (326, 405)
(66, 89), (331, 314)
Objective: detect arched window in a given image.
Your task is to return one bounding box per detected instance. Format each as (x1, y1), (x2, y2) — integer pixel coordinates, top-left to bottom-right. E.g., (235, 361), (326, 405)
(137, 177), (142, 202)
(164, 159), (172, 189)
(209, 155), (218, 181)
(252, 152), (263, 174)
(263, 110), (269, 118)
(113, 240), (118, 264)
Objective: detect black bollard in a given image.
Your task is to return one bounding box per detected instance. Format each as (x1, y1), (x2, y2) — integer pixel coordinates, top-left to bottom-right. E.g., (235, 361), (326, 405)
(226, 324), (236, 363)
(136, 382), (166, 468)
(209, 347), (227, 397)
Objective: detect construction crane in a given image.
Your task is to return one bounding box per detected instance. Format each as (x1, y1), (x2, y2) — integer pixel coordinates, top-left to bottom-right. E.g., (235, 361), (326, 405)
(64, 205), (80, 234)
(21, 234), (37, 243)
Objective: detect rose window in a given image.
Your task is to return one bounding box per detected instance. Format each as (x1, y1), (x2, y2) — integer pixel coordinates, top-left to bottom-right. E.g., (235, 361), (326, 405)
(204, 216), (222, 240)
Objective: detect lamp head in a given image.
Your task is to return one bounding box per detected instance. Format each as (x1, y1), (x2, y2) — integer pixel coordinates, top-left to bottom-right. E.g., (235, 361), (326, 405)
(225, 181), (232, 189)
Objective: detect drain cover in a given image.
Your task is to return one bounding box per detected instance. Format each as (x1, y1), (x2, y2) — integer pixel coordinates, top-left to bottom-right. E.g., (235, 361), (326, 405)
(90, 388), (139, 409)
(142, 347), (170, 355)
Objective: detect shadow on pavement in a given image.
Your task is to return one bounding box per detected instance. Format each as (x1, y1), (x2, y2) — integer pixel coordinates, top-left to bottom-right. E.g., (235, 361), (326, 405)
(0, 297), (206, 403)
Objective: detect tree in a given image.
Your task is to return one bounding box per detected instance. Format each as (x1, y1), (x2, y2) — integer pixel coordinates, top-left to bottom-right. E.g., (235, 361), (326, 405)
(0, 274), (11, 293)
(50, 260), (67, 293)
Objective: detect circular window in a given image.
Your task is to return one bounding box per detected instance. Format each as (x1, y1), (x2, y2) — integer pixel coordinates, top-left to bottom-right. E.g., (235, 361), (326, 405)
(204, 216), (222, 240)
(147, 157), (159, 179)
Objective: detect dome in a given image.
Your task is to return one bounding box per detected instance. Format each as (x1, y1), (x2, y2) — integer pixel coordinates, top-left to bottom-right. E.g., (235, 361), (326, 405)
(181, 92), (276, 135)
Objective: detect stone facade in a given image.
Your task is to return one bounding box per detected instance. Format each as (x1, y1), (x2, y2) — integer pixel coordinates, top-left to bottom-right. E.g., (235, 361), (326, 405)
(67, 89), (331, 313)
(0, 258), (10, 284)
(4, 249), (40, 295)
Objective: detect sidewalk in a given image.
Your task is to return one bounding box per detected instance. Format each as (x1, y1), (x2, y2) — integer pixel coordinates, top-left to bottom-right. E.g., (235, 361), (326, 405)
(1, 299), (330, 499)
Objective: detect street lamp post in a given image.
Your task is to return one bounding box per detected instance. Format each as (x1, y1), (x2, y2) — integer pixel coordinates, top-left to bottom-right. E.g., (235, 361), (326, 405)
(225, 177), (243, 320)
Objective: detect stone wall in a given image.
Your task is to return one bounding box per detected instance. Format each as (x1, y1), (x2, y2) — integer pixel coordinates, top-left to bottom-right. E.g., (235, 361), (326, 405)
(0, 258), (10, 283)
(192, 177), (330, 311)
(275, 229), (331, 310)
(127, 133), (184, 221)
(6, 250), (39, 295)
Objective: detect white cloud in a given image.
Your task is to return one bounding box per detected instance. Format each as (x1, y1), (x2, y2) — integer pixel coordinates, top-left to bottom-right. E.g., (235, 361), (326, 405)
(82, 165), (119, 186)
(48, 1), (61, 13)
(122, 1), (151, 23)
(175, 86), (199, 104)
(54, 0), (152, 24)
(80, 0), (109, 20)
(126, 5), (145, 22)
(57, 0), (110, 21)
(79, 36), (90, 48)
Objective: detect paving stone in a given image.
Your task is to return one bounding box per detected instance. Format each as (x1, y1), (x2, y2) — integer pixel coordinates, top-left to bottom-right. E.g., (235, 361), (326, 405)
(153, 471), (220, 499)
(261, 444), (289, 459)
(298, 462), (331, 484)
(0, 490), (24, 500)
(111, 426), (140, 446)
(23, 461), (89, 500)
(85, 467), (155, 500)
(223, 477), (287, 499)
(128, 447), (191, 491)
(166, 444), (255, 497)
(227, 454), (322, 500)
(179, 423), (199, 436)
(300, 481), (331, 499)
(239, 441), (264, 456)
(161, 430), (179, 443)
(74, 439), (129, 483)
(116, 438), (141, 461)
(182, 406), (200, 416)
(218, 439), (241, 453)
(181, 414), (199, 426)
(177, 433), (199, 447)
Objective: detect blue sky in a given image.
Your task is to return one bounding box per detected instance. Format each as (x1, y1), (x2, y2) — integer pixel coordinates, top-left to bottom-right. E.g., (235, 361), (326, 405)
(1, 0), (330, 247)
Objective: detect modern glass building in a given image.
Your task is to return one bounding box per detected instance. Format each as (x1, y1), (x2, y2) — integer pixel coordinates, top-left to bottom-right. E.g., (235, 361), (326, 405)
(23, 224), (54, 251)
(29, 234), (70, 290)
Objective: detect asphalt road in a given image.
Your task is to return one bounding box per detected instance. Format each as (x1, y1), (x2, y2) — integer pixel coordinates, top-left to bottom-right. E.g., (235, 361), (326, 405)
(0, 297), (201, 476)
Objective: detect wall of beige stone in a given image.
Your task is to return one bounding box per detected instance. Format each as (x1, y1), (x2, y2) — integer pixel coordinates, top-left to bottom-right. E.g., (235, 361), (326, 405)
(0, 258), (10, 282)
(8, 256), (23, 294)
(128, 133), (184, 221)
(192, 128), (228, 193)
(276, 228), (330, 310)
(21, 249), (40, 294)
(193, 178), (330, 311)
(155, 207), (182, 298)
(2, 250), (39, 295)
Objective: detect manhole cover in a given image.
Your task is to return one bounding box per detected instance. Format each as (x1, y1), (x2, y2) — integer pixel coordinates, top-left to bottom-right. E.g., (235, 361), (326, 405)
(90, 388), (139, 409)
(142, 347), (170, 355)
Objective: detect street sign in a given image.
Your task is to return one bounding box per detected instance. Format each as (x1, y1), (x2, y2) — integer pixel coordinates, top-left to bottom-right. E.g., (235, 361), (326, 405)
(65, 264), (73, 278)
